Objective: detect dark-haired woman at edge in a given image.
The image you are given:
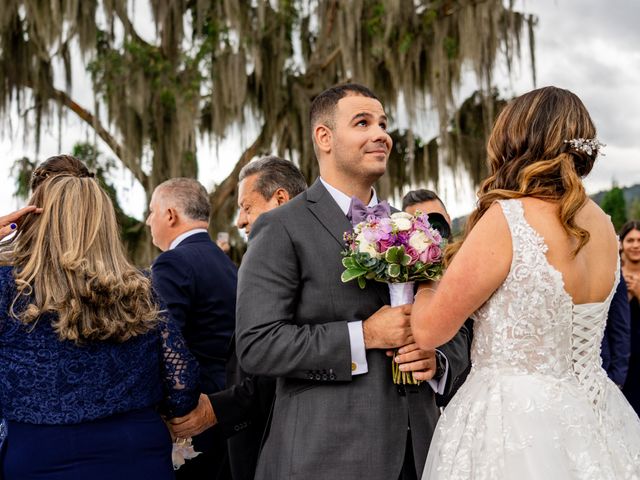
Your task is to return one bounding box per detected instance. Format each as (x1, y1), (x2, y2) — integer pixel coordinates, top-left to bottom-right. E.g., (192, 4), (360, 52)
(621, 220), (640, 415)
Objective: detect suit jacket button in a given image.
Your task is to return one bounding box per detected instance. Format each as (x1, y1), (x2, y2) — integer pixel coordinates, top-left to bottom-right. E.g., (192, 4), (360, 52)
(329, 374), (336, 380)
(321, 374), (328, 381)
(307, 373), (314, 379)
(314, 374), (321, 380)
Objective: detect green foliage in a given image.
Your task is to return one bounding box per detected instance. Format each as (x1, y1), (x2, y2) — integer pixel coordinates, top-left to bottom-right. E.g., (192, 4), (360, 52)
(629, 198), (640, 222)
(443, 36), (458, 59)
(10, 157), (38, 200)
(601, 186), (628, 231)
(341, 245), (444, 289)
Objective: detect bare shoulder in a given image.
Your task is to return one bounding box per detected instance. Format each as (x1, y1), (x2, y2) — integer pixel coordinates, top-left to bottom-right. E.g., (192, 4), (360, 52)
(459, 201), (512, 263)
(467, 201), (511, 239)
(578, 199), (618, 247)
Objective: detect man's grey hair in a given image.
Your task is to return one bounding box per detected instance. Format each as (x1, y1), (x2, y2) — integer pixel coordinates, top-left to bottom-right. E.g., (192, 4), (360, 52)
(238, 155), (307, 200)
(156, 177), (210, 222)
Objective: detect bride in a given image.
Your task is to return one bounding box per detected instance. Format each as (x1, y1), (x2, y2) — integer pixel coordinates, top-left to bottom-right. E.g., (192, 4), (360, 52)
(412, 86), (640, 479)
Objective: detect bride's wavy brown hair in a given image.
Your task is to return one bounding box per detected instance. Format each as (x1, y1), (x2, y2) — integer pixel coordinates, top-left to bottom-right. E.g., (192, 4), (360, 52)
(11, 174), (159, 342)
(445, 86), (598, 265)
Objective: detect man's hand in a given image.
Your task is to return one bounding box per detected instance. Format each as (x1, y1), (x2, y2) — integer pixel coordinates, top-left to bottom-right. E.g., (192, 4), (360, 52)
(363, 304), (412, 349)
(386, 343), (437, 381)
(169, 393), (217, 438)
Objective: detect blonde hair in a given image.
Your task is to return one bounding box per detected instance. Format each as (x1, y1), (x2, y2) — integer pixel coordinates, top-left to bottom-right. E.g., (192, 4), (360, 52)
(10, 175), (159, 342)
(446, 86), (598, 264)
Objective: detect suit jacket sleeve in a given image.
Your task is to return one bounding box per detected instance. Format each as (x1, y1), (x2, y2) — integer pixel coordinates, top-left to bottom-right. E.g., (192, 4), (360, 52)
(208, 374), (275, 438)
(235, 212), (353, 381)
(436, 319), (472, 406)
(151, 251), (192, 332)
(604, 275), (631, 385)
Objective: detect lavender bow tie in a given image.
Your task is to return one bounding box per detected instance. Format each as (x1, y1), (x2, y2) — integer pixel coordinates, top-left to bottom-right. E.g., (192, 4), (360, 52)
(347, 196), (391, 226)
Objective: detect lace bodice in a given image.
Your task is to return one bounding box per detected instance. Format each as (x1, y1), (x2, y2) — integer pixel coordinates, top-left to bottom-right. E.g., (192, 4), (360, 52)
(0, 266), (200, 425)
(472, 199), (619, 406)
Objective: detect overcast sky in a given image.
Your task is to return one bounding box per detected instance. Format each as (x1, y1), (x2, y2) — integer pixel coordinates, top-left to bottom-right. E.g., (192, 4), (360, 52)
(1, 0), (639, 220)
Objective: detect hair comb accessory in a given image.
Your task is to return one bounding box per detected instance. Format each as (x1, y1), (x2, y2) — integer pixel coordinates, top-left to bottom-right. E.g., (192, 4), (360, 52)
(564, 137), (606, 156)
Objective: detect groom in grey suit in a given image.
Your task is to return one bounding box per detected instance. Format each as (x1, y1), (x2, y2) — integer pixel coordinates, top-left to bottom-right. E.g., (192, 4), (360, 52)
(236, 83), (470, 479)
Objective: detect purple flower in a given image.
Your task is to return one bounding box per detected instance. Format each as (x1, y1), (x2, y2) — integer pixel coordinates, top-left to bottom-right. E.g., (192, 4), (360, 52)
(420, 244), (442, 264)
(361, 217), (393, 243)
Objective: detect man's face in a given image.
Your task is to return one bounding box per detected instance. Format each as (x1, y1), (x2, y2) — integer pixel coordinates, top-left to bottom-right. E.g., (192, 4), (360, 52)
(327, 94), (392, 183)
(404, 199), (451, 226)
(145, 190), (172, 251)
(236, 174), (280, 235)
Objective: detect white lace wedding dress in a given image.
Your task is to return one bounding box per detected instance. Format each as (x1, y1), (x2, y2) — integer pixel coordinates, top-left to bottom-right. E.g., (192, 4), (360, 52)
(422, 199), (640, 479)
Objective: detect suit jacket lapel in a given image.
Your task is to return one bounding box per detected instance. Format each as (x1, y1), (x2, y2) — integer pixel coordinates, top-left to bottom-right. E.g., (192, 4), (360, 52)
(306, 179), (353, 248)
(306, 179), (390, 305)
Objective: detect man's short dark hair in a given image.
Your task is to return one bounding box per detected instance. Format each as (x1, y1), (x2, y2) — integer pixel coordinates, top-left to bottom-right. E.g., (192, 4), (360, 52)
(310, 83), (379, 131)
(402, 189), (448, 213)
(157, 178), (210, 222)
(239, 155), (307, 200)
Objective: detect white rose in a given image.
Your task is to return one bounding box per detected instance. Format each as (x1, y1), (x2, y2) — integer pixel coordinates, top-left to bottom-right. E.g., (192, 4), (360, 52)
(356, 233), (381, 259)
(408, 230), (431, 253)
(391, 211), (413, 231)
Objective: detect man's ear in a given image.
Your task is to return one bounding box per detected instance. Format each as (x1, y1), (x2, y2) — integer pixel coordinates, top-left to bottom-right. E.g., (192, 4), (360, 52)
(313, 124), (332, 154)
(166, 207), (179, 227)
(273, 188), (291, 206)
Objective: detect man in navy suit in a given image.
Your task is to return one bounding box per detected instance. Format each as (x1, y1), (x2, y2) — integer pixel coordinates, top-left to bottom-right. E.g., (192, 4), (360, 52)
(169, 156), (308, 480)
(147, 177), (236, 480)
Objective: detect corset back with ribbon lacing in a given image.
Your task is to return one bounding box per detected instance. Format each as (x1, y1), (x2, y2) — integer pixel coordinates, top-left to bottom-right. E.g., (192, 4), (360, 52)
(472, 199), (619, 411)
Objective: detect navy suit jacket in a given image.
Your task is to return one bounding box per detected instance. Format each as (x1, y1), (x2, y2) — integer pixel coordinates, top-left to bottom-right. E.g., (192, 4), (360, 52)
(151, 232), (237, 394)
(601, 273), (631, 386)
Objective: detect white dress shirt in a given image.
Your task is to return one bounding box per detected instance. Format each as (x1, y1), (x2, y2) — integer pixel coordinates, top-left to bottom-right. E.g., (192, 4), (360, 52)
(169, 228), (208, 250)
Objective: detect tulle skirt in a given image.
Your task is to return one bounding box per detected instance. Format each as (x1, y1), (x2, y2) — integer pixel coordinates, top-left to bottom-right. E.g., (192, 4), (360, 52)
(422, 368), (640, 479)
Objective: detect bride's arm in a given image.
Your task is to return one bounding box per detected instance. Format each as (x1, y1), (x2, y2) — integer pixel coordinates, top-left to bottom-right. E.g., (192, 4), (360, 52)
(411, 202), (512, 350)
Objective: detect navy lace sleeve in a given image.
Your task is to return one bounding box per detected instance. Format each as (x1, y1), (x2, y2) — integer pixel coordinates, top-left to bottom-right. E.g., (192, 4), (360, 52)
(157, 314), (200, 418)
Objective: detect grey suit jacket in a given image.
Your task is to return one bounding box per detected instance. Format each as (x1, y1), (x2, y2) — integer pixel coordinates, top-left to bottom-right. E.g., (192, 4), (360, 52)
(236, 179), (470, 480)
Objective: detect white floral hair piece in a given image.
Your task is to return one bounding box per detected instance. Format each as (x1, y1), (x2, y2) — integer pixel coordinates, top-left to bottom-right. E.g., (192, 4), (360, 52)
(564, 137), (606, 156)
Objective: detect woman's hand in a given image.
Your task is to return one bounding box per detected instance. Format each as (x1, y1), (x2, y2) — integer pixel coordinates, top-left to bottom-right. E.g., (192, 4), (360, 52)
(625, 272), (639, 300)
(0, 206), (41, 240)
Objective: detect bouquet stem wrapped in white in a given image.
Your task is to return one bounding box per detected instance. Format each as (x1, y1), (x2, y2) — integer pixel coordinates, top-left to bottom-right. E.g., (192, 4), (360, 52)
(388, 281), (420, 384)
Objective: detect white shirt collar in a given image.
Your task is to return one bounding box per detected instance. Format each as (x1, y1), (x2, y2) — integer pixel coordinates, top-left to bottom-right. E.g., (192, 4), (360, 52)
(169, 228), (208, 250)
(319, 177), (378, 215)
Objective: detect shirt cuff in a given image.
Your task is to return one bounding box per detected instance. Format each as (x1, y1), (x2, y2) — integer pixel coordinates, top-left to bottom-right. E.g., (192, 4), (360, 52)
(348, 321), (368, 375)
(427, 349), (449, 394)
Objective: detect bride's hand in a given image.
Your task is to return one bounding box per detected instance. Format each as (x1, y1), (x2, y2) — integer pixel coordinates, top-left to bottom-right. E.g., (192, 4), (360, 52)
(0, 206), (41, 240)
(386, 342), (437, 380)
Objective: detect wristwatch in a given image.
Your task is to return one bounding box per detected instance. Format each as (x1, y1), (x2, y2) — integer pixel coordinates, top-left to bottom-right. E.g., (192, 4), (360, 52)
(434, 350), (446, 380)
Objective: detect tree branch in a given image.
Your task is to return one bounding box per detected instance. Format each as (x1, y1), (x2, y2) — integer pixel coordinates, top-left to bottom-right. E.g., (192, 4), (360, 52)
(113, 3), (151, 48)
(209, 123), (271, 215)
(49, 87), (148, 186)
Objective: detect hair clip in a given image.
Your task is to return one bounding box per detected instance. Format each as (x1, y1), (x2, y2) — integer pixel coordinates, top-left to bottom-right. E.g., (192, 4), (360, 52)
(564, 137), (606, 156)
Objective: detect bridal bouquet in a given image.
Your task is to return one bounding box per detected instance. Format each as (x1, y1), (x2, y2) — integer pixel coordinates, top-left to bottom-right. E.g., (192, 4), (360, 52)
(341, 210), (446, 384)
(341, 211), (445, 287)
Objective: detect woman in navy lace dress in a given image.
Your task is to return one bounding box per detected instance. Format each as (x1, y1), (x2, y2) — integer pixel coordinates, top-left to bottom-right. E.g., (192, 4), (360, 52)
(0, 172), (200, 479)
